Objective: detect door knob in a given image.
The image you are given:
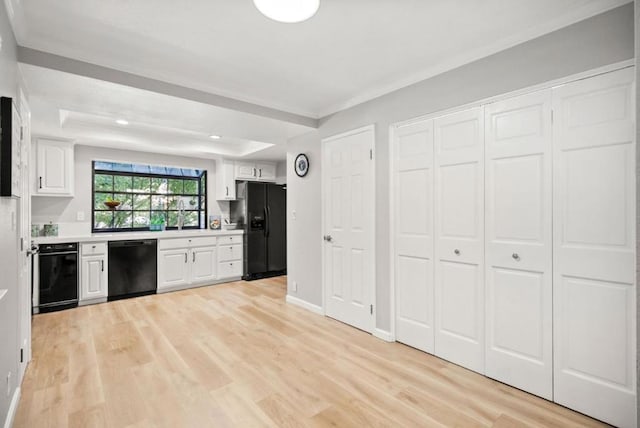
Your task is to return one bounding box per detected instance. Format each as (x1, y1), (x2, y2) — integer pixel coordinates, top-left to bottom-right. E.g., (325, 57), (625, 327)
(323, 235), (333, 242)
(512, 253), (520, 261)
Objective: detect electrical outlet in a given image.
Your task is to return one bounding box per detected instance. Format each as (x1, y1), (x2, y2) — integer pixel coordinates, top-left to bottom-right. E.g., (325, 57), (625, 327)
(6, 371), (11, 397)
(76, 211), (85, 221)
(292, 281), (298, 292)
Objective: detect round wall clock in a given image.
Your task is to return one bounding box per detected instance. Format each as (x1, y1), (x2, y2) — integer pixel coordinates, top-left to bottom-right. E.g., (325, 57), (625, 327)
(294, 153), (309, 177)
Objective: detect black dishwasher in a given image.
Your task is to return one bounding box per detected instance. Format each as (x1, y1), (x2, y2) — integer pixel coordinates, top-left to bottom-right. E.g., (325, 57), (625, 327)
(108, 240), (157, 300)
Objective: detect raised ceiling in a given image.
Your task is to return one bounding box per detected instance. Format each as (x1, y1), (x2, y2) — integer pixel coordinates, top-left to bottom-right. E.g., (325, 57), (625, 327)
(21, 64), (312, 160)
(8, 0), (629, 118)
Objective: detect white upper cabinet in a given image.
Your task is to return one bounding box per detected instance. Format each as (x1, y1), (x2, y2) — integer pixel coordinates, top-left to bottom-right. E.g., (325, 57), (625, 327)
(34, 138), (74, 196)
(234, 161), (276, 182)
(552, 67), (636, 428)
(255, 163), (276, 181)
(235, 162), (256, 180)
(215, 159), (237, 200)
(484, 89), (553, 400)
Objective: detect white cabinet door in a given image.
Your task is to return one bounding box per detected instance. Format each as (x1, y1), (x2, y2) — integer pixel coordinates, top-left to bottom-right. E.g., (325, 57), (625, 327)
(35, 139), (73, 195)
(485, 90), (553, 399)
(393, 120), (435, 353)
(235, 162), (256, 180)
(218, 243), (242, 262)
(218, 260), (242, 279)
(191, 246), (217, 283)
(158, 248), (191, 290)
(256, 163), (276, 182)
(433, 107), (485, 374)
(216, 160), (236, 200)
(323, 127), (375, 332)
(80, 255), (107, 301)
(552, 68), (636, 428)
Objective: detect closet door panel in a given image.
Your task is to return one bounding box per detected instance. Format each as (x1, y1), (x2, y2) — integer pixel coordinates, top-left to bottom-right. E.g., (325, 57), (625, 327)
(485, 89), (553, 399)
(434, 107), (485, 373)
(394, 120), (435, 353)
(553, 67), (636, 428)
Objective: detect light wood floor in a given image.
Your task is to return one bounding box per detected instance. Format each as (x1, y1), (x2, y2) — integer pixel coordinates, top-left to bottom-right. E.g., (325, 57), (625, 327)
(15, 276), (605, 428)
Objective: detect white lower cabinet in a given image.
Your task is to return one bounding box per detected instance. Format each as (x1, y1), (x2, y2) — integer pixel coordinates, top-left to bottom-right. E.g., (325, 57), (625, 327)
(157, 235), (242, 292)
(191, 246), (217, 283)
(218, 260), (242, 279)
(391, 67), (636, 428)
(158, 248), (191, 290)
(80, 243), (108, 303)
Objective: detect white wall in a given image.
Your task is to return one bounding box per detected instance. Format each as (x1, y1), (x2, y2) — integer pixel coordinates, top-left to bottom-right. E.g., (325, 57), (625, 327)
(0, 0), (20, 423)
(275, 160), (286, 184)
(286, 4), (635, 333)
(31, 145), (228, 234)
(286, 132), (322, 305)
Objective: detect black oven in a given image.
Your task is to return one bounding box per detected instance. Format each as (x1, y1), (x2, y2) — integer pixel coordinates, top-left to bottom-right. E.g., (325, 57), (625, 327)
(38, 242), (78, 312)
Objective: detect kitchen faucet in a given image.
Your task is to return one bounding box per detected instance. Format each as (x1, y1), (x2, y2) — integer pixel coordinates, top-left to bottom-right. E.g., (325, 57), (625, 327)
(177, 199), (185, 230)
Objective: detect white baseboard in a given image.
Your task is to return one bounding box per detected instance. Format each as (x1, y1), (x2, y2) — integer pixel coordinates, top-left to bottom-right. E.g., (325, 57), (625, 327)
(286, 294), (323, 315)
(4, 387), (20, 428)
(373, 328), (395, 342)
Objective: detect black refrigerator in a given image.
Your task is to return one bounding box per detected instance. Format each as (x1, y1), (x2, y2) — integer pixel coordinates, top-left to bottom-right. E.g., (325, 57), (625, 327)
(231, 181), (287, 280)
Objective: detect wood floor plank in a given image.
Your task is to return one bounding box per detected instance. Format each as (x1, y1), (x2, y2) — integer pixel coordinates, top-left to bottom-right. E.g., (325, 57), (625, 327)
(14, 276), (607, 428)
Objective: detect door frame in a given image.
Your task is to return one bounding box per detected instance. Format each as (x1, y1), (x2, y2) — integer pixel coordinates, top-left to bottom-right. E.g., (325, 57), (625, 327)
(321, 124), (376, 334)
(388, 59), (635, 341)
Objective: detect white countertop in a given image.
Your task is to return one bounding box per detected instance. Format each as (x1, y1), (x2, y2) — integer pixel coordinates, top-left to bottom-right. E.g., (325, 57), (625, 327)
(33, 228), (244, 245)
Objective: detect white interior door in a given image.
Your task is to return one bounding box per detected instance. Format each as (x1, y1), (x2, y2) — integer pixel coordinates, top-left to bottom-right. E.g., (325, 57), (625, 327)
(553, 67), (636, 428)
(393, 120), (435, 353)
(323, 126), (375, 332)
(433, 107), (485, 374)
(484, 90), (553, 399)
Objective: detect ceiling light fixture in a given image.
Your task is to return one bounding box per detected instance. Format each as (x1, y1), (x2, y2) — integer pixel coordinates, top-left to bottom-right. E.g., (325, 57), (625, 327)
(115, 119), (129, 125)
(253, 0), (319, 23)
(209, 135), (221, 140)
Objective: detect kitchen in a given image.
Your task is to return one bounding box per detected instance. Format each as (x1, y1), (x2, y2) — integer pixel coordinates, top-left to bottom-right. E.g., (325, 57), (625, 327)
(0, 1), (639, 427)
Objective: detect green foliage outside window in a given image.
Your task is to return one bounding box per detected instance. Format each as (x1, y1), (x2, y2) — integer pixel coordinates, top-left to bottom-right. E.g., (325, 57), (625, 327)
(92, 161), (206, 232)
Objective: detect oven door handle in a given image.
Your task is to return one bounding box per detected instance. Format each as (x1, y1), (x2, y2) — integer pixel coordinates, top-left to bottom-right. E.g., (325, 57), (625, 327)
(39, 251), (77, 256)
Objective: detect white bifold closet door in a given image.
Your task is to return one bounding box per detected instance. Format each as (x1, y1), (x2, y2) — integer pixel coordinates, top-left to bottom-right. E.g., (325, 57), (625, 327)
(393, 120), (435, 353)
(484, 90), (553, 400)
(553, 67), (636, 428)
(433, 107), (485, 374)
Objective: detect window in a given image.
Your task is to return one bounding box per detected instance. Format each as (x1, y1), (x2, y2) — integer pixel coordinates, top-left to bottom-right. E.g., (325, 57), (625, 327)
(92, 161), (207, 232)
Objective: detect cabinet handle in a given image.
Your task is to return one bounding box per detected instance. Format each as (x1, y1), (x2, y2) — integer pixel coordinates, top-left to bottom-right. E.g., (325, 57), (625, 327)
(101, 260), (104, 271)
(259, 168), (262, 178)
(192, 252), (195, 263)
(454, 249), (460, 255)
(226, 186), (229, 196)
(39, 176), (42, 189)
(253, 168), (256, 177)
(512, 253), (520, 261)
(185, 253), (188, 263)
